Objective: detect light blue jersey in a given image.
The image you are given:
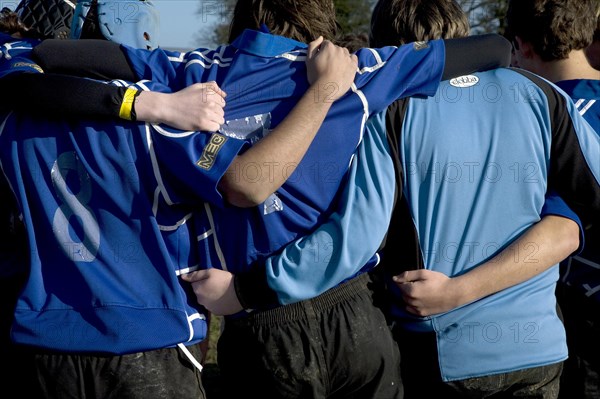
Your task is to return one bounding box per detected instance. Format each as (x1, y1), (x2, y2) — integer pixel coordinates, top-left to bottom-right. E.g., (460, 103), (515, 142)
(389, 68), (600, 381)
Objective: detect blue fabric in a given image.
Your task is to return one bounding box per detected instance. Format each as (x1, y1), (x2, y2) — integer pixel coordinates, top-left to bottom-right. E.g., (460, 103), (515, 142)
(122, 30), (445, 295)
(0, 40), (252, 353)
(556, 78), (600, 305)
(392, 68), (600, 381)
(265, 112), (396, 304)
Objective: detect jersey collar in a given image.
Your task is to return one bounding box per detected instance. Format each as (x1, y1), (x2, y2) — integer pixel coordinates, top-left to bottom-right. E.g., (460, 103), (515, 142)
(230, 29), (307, 58)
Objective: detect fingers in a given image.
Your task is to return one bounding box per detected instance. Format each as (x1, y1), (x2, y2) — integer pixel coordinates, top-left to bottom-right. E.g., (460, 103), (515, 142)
(308, 36), (324, 58)
(201, 81), (227, 99)
(181, 269), (211, 282)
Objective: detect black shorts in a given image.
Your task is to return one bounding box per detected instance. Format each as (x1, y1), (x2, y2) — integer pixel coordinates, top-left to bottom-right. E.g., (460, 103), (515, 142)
(10, 343), (206, 399)
(217, 272), (403, 399)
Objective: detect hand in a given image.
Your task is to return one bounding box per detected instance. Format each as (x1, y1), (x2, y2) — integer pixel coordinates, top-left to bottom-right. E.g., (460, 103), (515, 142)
(306, 36), (358, 102)
(180, 268), (243, 316)
(393, 269), (462, 316)
(135, 81), (226, 131)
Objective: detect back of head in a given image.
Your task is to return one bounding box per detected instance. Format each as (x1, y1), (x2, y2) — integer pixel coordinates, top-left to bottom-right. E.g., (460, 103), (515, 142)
(505, 0), (597, 62)
(228, 0), (338, 44)
(15, 0), (77, 39)
(71, 0), (159, 49)
(370, 0), (469, 47)
(585, 4), (600, 69)
(0, 7), (33, 37)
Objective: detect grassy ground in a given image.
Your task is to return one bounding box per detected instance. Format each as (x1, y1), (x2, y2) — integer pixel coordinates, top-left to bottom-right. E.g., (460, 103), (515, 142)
(203, 314), (224, 397)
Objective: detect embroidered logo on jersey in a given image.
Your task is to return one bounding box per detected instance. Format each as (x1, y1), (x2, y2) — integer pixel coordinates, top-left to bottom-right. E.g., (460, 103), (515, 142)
(413, 41), (429, 51)
(197, 133), (227, 170)
(449, 75), (479, 88)
(12, 62), (43, 73)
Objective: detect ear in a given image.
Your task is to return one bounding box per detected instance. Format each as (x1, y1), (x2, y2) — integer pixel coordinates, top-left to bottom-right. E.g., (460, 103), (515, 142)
(514, 36), (535, 59)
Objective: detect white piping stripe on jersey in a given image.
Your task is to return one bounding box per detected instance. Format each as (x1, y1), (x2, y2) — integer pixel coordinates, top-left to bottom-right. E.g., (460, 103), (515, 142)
(0, 112), (11, 138)
(145, 124), (175, 205)
(579, 99), (596, 116)
(184, 312), (205, 342)
(356, 49), (387, 75)
(583, 283), (600, 297)
(63, 0), (76, 8)
(158, 212), (193, 231)
(197, 229), (213, 241)
(351, 83), (369, 143)
(188, 49), (233, 63)
(168, 53), (186, 63)
(204, 203), (227, 270)
(175, 265), (200, 275)
(357, 61), (387, 75)
(152, 186), (160, 216)
(276, 53), (306, 61)
(575, 99), (585, 108)
(572, 255), (600, 270)
(368, 48), (383, 65)
(152, 125), (196, 138)
(177, 343), (203, 372)
(185, 58), (231, 70)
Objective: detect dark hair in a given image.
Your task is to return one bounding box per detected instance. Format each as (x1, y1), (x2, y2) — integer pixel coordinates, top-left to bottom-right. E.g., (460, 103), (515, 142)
(370, 0), (469, 47)
(0, 7), (35, 37)
(505, 0), (597, 61)
(228, 0), (338, 44)
(337, 32), (369, 53)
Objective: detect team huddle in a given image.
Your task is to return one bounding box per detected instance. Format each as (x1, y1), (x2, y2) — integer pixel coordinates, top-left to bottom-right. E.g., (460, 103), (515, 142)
(0, 0), (599, 398)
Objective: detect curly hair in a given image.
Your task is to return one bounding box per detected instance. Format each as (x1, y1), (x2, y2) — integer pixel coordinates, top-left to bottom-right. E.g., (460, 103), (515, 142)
(228, 0), (338, 44)
(505, 0), (597, 61)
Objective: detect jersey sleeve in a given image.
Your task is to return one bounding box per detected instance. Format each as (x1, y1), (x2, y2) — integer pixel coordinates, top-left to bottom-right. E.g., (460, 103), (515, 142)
(353, 39), (445, 115)
(149, 127), (247, 207)
(120, 45), (192, 89)
(352, 34), (511, 117)
(541, 192), (584, 254)
(235, 112), (396, 307)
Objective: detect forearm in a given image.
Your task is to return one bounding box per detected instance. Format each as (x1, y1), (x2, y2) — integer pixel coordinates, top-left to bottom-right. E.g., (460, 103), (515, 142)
(235, 113), (396, 308)
(452, 215), (580, 306)
(219, 83), (335, 207)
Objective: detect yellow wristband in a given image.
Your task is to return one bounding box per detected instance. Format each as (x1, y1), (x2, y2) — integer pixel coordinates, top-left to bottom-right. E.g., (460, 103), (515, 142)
(119, 87), (139, 121)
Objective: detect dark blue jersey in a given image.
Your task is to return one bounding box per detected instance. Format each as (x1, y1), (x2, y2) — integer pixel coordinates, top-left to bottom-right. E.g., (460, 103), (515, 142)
(556, 78), (600, 304)
(0, 38), (245, 354)
(122, 30), (445, 285)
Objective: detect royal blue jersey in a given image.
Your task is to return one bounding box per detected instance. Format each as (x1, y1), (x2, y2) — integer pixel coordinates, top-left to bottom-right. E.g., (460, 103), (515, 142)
(385, 68), (600, 381)
(0, 38), (246, 353)
(121, 29), (445, 290)
(556, 78), (600, 304)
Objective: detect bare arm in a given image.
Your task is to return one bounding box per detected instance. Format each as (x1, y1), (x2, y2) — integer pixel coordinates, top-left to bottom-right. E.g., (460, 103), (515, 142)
(394, 215), (580, 316)
(218, 37), (358, 207)
(180, 39), (360, 314)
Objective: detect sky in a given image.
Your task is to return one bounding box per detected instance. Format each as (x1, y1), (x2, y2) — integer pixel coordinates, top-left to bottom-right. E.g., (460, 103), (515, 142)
(153, 0), (221, 50)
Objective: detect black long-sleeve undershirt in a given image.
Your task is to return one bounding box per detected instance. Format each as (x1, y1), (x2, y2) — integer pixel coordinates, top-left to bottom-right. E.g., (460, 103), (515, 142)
(0, 34), (511, 122)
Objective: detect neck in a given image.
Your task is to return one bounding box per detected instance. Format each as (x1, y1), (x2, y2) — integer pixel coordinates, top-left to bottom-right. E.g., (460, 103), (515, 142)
(534, 50), (600, 83)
